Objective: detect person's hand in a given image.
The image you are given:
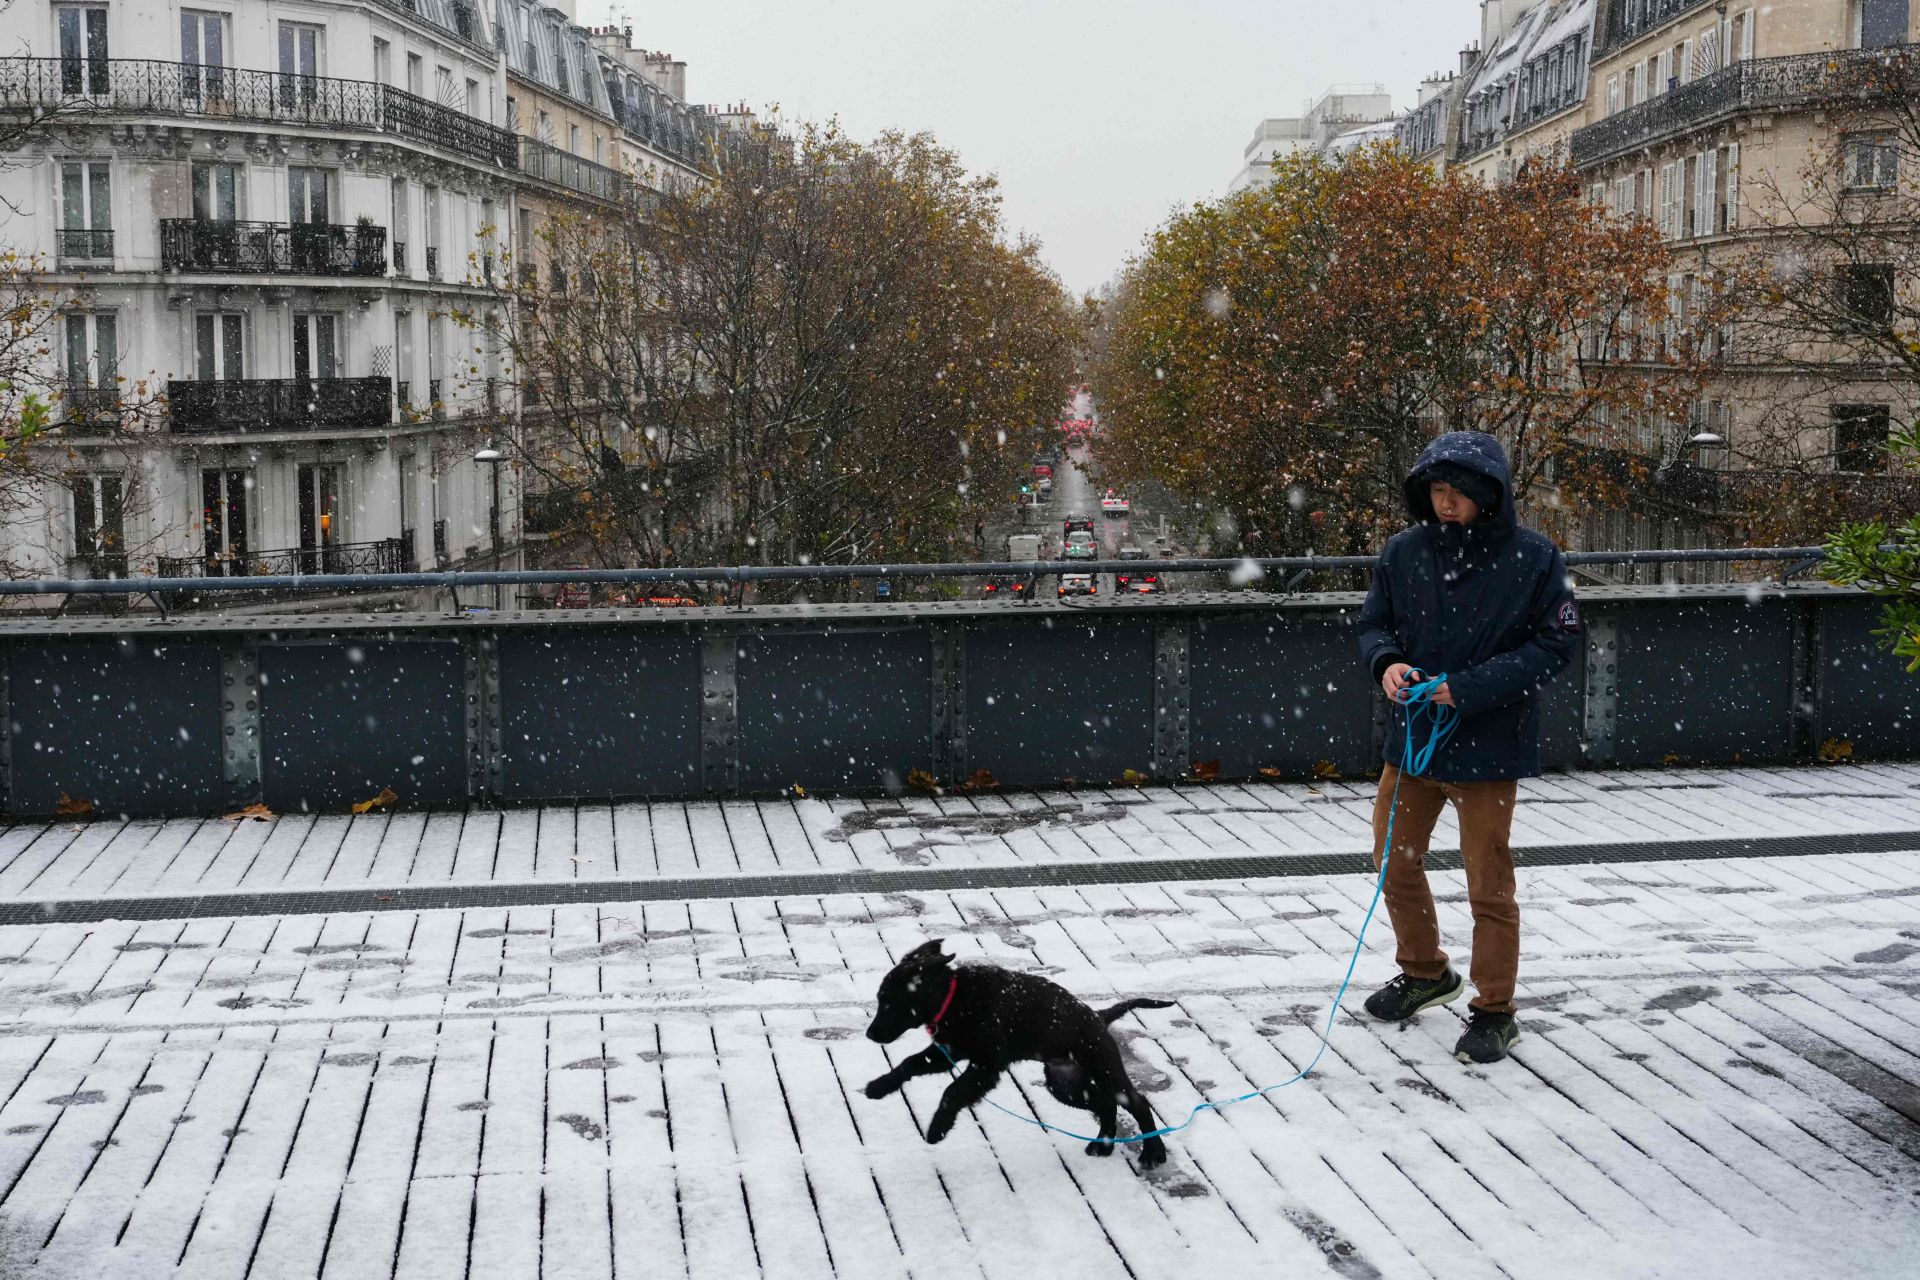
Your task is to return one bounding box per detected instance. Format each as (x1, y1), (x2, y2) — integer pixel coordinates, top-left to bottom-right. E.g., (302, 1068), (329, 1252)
(1382, 663), (1418, 701)
(1429, 681), (1454, 707)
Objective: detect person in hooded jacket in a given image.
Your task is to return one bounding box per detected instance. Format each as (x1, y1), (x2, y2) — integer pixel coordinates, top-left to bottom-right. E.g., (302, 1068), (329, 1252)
(1356, 430), (1580, 1064)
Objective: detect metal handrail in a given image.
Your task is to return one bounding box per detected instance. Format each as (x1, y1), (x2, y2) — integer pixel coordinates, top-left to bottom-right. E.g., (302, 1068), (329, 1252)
(159, 218), (387, 276)
(0, 546), (1843, 598)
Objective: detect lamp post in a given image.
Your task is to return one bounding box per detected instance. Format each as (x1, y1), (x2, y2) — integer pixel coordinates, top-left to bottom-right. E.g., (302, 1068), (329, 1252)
(474, 444), (504, 609)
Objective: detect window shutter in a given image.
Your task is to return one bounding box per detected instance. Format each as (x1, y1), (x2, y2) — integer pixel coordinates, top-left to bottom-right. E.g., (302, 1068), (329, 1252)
(1680, 39), (1693, 84)
(1657, 50), (1673, 93)
(1639, 168), (1653, 217)
(1725, 143), (1740, 228)
(1739, 10), (1755, 60)
(1697, 149), (1717, 235)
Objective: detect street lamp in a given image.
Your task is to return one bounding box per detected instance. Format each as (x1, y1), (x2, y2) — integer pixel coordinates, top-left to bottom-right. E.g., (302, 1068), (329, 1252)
(474, 444), (505, 609)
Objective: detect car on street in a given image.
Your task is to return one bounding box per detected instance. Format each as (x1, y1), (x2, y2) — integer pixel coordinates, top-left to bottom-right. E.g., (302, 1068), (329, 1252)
(1115, 570), (1159, 594)
(1101, 489), (1131, 515)
(1063, 530), (1097, 559)
(1062, 515), (1095, 539)
(1058, 573), (1097, 597)
(982, 575), (1033, 599)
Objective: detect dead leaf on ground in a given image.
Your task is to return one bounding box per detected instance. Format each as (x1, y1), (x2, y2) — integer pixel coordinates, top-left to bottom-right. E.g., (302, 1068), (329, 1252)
(1190, 759), (1221, 782)
(1257, 766), (1284, 780)
(906, 769), (940, 795)
(1312, 760), (1341, 781)
(955, 768), (999, 793)
(1661, 752), (1683, 767)
(223, 803), (275, 822)
(351, 787), (398, 815)
(1818, 738), (1854, 764)
(791, 784), (808, 798)
(54, 793), (92, 818)
(1122, 768), (1149, 786)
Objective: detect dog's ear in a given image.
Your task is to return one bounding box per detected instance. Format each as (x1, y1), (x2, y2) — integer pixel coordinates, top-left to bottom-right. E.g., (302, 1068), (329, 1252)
(901, 939), (952, 969)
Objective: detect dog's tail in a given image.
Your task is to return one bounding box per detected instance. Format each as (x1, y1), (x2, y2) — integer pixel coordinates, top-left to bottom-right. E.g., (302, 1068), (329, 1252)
(1099, 998), (1176, 1024)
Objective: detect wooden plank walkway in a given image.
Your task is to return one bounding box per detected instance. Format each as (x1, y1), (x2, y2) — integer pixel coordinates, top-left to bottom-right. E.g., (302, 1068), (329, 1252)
(0, 848), (1914, 1277)
(6, 763), (1920, 905)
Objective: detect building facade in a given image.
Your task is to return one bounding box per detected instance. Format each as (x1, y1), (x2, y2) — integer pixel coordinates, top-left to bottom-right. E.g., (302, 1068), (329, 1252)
(1228, 86), (1396, 193)
(0, 0), (731, 600)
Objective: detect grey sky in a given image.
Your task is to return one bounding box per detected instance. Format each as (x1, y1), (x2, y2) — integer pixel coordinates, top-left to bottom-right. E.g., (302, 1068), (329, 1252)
(576, 1), (1483, 295)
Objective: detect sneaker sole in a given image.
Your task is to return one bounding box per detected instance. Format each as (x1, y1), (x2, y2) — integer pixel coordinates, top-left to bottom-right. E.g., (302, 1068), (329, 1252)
(1367, 977), (1465, 1022)
(1455, 1028), (1522, 1065)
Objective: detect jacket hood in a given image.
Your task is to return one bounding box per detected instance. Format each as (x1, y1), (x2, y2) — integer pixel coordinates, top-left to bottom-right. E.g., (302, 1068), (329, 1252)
(1405, 431), (1516, 540)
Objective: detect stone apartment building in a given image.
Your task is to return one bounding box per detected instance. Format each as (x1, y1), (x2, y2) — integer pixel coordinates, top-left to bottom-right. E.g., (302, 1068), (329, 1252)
(0, 0), (726, 603)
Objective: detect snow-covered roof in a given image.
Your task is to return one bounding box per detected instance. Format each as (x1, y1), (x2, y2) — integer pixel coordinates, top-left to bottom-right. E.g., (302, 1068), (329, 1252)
(1466, 2), (1551, 98)
(1326, 119), (1400, 154)
(1533, 0), (1596, 54)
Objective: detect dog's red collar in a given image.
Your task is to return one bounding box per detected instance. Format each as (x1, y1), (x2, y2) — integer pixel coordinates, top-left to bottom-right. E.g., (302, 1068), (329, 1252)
(925, 976), (959, 1037)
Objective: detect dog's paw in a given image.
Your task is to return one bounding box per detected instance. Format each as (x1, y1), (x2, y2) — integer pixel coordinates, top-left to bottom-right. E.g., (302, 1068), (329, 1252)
(924, 1111), (954, 1144)
(863, 1076), (896, 1100)
(1137, 1140), (1169, 1171)
(1085, 1139), (1115, 1158)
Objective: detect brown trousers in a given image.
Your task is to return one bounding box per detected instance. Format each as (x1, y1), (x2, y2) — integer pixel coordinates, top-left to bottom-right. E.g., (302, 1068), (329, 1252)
(1370, 764), (1520, 1015)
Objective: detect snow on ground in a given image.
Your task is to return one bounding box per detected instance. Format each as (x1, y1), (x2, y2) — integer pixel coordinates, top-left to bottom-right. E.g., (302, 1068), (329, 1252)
(4, 762), (1920, 902)
(0, 844), (1915, 1278)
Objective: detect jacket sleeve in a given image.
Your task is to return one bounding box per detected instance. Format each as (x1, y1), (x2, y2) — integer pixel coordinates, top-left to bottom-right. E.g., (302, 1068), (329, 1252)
(1357, 551), (1409, 684)
(1444, 547), (1578, 715)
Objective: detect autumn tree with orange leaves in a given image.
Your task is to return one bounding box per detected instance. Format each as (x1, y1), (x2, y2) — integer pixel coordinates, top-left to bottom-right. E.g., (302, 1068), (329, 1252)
(1093, 147), (1718, 559)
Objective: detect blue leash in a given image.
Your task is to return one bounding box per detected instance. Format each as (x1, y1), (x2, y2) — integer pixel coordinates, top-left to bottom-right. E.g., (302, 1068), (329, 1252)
(929, 672), (1459, 1147)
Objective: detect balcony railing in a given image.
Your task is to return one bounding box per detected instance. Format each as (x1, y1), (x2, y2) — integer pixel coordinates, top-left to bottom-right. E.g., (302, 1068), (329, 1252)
(392, 239), (408, 274)
(63, 384), (120, 426)
(520, 135), (629, 202)
(0, 57), (519, 170)
(432, 518), (449, 566)
(158, 537), (408, 583)
(1572, 43), (1920, 168)
(159, 218), (388, 276)
(425, 246), (440, 279)
(167, 376), (393, 434)
(55, 227), (113, 262)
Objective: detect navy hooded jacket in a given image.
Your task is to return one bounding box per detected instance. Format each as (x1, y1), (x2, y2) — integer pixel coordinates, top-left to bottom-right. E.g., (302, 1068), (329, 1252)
(1357, 431), (1579, 782)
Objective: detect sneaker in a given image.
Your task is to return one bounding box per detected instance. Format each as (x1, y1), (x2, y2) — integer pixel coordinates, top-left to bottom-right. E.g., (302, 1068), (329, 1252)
(1454, 1011), (1521, 1064)
(1363, 969), (1464, 1022)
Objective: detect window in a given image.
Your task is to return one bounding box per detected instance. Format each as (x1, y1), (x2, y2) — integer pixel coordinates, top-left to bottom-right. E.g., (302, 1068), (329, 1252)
(406, 53), (424, 97)
(1693, 149), (1717, 237)
(58, 160), (111, 261)
(538, 110), (554, 143)
(288, 166), (330, 224)
(70, 473), (125, 571)
(1731, 10), (1756, 61)
(55, 6), (109, 95)
(194, 313), (245, 380)
(424, 185), (442, 278)
(64, 312), (117, 421)
(1724, 142), (1740, 230)
(373, 38), (391, 85)
(506, 94), (518, 130)
(297, 463), (343, 570)
(1627, 64), (1644, 107)
(1656, 50), (1673, 94)
(292, 313), (340, 380)
(1606, 75), (1620, 115)
(398, 455), (418, 554)
(569, 124), (581, 155)
(192, 162), (238, 221)
(201, 468), (252, 573)
(437, 65), (455, 106)
(1658, 161), (1679, 240)
(467, 77), (481, 118)
(1859, 0), (1911, 49)
(1846, 133), (1899, 190)
(277, 22), (323, 110)
(390, 178), (410, 274)
(395, 310), (415, 407)
(180, 10), (227, 101)
(1833, 404), (1891, 471)
(1838, 263), (1896, 331)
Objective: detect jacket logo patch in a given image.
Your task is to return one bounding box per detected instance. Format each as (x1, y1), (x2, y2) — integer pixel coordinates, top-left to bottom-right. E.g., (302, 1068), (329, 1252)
(1558, 600), (1581, 631)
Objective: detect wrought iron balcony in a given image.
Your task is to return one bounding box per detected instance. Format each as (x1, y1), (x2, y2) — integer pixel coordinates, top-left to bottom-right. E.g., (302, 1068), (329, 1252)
(159, 218), (388, 276)
(0, 57), (519, 170)
(167, 376), (392, 434)
(432, 518), (449, 566)
(63, 384), (120, 426)
(1572, 43), (1920, 169)
(520, 135), (629, 202)
(55, 227), (113, 262)
(425, 246), (440, 279)
(392, 240), (408, 274)
(157, 537), (408, 582)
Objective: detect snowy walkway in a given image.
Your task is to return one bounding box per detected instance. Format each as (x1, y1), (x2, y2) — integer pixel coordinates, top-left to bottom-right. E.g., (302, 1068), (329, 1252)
(5, 763), (1920, 917)
(0, 842), (1916, 1277)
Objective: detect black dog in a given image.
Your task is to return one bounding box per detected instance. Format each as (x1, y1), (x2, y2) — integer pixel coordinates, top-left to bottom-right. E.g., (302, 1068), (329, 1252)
(862, 939), (1174, 1169)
